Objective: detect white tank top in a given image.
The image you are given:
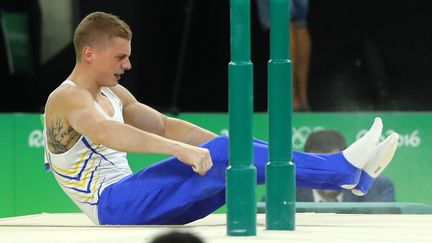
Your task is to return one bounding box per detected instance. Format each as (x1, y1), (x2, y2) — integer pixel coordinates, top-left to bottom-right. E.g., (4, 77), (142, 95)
(43, 80), (133, 224)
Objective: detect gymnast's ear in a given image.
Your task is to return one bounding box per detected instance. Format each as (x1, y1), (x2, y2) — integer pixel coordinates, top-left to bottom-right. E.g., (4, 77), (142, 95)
(82, 46), (95, 63)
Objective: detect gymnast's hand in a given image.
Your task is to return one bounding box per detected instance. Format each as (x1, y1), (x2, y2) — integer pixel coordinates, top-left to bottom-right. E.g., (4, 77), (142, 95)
(175, 143), (213, 176)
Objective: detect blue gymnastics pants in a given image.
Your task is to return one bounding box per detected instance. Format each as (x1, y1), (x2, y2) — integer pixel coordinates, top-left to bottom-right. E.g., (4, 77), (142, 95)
(98, 136), (360, 225)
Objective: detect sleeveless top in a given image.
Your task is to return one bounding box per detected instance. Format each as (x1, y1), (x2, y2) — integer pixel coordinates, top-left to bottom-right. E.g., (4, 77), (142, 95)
(43, 80), (133, 224)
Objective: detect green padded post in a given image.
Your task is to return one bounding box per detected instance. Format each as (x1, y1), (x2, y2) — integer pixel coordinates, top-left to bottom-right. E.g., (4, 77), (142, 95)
(265, 0), (296, 230)
(227, 0), (257, 236)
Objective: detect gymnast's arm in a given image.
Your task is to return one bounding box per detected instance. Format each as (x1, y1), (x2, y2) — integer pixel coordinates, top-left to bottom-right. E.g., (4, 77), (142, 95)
(110, 84), (217, 146)
(45, 85), (213, 175)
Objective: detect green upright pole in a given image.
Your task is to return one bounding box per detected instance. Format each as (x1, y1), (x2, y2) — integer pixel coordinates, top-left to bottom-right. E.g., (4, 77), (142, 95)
(265, 0), (296, 230)
(227, 0), (257, 236)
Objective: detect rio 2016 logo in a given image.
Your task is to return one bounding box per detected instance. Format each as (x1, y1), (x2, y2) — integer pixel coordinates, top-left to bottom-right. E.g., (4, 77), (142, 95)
(221, 127), (421, 149)
(292, 126), (325, 150)
(220, 126), (325, 150)
(356, 129), (420, 148)
(28, 129), (44, 148)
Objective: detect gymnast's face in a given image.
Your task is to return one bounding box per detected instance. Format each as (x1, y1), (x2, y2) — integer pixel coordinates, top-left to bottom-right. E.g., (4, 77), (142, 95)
(89, 36), (132, 86)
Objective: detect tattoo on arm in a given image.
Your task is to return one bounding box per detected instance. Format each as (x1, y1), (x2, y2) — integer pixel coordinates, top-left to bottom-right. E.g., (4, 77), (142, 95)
(47, 118), (80, 154)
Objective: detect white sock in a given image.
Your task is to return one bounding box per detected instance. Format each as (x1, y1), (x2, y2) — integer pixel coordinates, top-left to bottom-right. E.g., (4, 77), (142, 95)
(351, 132), (399, 196)
(341, 117), (383, 189)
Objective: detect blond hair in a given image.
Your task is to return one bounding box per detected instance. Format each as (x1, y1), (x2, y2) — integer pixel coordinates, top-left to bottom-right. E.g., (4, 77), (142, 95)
(73, 11), (132, 61)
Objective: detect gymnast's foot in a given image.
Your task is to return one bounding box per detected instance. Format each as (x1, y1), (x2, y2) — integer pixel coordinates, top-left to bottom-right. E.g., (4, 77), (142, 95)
(341, 117), (383, 189)
(351, 132), (399, 196)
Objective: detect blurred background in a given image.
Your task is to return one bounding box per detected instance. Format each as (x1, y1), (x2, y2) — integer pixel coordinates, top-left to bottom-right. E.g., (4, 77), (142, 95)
(1, 0), (431, 113)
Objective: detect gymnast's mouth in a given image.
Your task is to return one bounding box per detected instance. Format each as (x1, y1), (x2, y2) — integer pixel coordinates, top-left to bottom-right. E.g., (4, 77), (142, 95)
(114, 73), (123, 80)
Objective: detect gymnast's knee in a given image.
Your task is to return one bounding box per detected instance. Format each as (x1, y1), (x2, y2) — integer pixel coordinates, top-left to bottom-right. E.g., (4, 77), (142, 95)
(204, 135), (229, 164)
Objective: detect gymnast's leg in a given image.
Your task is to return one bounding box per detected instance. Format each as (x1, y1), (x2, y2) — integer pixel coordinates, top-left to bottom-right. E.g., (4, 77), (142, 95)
(98, 136), (230, 225)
